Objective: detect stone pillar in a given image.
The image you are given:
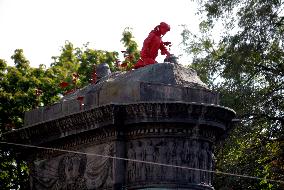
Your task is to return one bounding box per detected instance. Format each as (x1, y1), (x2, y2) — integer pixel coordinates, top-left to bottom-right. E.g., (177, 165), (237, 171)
(3, 63), (235, 190)
(4, 103), (234, 190)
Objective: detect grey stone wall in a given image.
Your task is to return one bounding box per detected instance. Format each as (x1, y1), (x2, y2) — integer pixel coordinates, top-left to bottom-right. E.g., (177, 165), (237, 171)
(27, 122), (220, 190)
(5, 102), (234, 189)
(24, 63), (218, 127)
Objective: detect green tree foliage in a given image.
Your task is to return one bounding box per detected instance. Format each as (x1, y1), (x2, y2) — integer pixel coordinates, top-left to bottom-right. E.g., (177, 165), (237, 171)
(76, 43), (119, 85)
(0, 50), (61, 189)
(120, 27), (140, 70)
(51, 41), (119, 88)
(182, 0), (284, 189)
(0, 29), (140, 189)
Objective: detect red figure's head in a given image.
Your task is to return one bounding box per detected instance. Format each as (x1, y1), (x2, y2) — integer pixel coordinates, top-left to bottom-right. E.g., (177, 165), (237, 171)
(159, 22), (170, 35)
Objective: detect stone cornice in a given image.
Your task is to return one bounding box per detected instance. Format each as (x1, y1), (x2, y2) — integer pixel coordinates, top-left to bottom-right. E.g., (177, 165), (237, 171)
(3, 102), (235, 145)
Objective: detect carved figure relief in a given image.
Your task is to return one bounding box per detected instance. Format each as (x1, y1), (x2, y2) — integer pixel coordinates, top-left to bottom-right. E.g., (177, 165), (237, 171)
(183, 140), (192, 182)
(126, 138), (213, 187)
(30, 143), (114, 190)
(199, 142), (208, 184)
(165, 141), (175, 181)
(144, 140), (155, 180)
(176, 140), (185, 181)
(190, 140), (200, 183)
(127, 142), (136, 182)
(55, 154), (87, 189)
(85, 143), (114, 189)
(155, 140), (168, 180)
(206, 142), (213, 185)
(135, 141), (144, 181)
(31, 153), (87, 190)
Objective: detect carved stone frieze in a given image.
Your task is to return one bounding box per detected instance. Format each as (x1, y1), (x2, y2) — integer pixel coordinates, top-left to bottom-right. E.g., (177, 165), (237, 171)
(4, 102), (234, 190)
(30, 143), (114, 190)
(4, 102), (234, 146)
(126, 138), (214, 189)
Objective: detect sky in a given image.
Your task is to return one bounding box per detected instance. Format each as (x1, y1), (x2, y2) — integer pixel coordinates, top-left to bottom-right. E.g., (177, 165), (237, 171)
(0, 0), (202, 67)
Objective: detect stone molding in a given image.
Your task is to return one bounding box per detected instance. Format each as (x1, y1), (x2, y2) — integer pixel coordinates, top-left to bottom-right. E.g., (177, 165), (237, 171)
(24, 83), (219, 127)
(4, 102), (235, 146)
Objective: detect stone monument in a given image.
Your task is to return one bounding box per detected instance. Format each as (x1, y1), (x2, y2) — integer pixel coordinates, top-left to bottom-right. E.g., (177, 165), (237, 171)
(3, 62), (235, 190)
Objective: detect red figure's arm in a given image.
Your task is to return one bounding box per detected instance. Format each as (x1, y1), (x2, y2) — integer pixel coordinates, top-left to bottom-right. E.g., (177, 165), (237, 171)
(160, 42), (170, 56)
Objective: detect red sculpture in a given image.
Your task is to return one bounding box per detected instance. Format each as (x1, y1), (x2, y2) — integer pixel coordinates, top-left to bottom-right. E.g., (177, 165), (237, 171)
(134, 22), (171, 69)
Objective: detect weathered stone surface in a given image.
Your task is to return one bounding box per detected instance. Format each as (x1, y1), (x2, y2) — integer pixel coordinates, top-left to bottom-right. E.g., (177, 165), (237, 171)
(96, 62), (111, 79)
(30, 143), (114, 189)
(6, 103), (234, 145)
(3, 62), (236, 190)
(24, 63), (218, 127)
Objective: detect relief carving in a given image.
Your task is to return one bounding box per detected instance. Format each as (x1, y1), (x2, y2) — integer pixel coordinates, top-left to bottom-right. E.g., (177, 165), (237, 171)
(131, 141), (143, 181)
(176, 140), (185, 181)
(165, 141), (175, 181)
(183, 140), (192, 182)
(30, 143), (114, 190)
(126, 137), (214, 186)
(56, 154), (87, 189)
(127, 142), (136, 182)
(144, 140), (155, 180)
(85, 143), (114, 189)
(156, 140), (167, 180)
(31, 153), (87, 190)
(199, 142), (208, 184)
(190, 140), (200, 183)
(207, 142), (213, 185)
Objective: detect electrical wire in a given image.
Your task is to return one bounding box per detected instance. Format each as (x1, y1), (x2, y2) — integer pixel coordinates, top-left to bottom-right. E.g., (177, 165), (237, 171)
(0, 141), (283, 185)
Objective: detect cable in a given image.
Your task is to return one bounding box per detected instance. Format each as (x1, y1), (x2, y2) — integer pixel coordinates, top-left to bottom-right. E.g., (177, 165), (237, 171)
(0, 141), (283, 184)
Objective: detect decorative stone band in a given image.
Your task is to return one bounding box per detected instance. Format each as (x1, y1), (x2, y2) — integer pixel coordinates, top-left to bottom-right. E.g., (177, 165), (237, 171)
(3, 102), (235, 146)
(24, 82), (219, 127)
